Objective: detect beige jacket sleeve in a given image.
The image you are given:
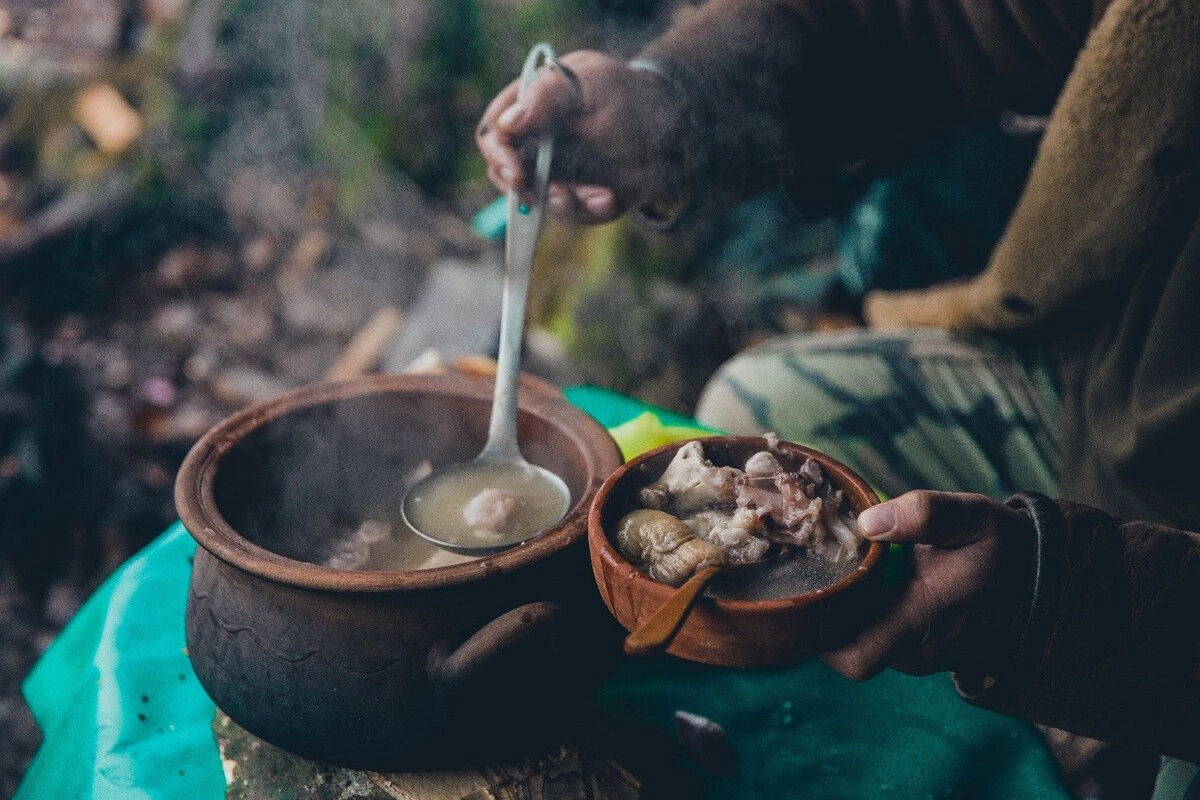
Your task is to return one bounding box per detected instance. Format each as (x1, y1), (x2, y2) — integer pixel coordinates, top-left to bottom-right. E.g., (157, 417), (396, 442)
(864, 0), (1200, 332)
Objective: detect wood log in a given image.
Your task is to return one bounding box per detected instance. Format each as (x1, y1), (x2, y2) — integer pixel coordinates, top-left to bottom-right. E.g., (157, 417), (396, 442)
(324, 306), (403, 381)
(276, 229), (331, 294)
(72, 83), (143, 154)
(215, 711), (641, 800)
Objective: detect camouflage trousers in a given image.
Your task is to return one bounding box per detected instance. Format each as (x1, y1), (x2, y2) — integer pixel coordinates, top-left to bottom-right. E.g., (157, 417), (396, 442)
(694, 328), (1061, 501)
(697, 327), (1200, 799)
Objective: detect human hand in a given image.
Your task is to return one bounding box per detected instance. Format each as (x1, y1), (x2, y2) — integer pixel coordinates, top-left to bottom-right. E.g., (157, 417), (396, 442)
(863, 282), (981, 331)
(822, 490), (1036, 681)
(475, 50), (691, 226)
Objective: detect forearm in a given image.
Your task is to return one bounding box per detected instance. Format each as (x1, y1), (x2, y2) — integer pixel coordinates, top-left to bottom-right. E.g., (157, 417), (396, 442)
(638, 0), (1100, 206)
(959, 496), (1200, 761)
(636, 0), (823, 205)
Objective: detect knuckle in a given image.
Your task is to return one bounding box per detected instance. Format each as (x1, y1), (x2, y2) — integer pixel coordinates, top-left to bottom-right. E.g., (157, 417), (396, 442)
(841, 660), (876, 682)
(822, 649), (875, 682)
(900, 490), (940, 527)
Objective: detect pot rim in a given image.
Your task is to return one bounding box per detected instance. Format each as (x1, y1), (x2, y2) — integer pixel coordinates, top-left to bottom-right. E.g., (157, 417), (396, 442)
(588, 435), (885, 612)
(176, 373), (623, 593)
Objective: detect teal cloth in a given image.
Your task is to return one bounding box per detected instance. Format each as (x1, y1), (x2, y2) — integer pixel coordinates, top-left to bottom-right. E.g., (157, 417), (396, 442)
(602, 659), (1064, 799)
(563, 385), (704, 430)
(16, 387), (1069, 799)
(16, 523), (223, 800)
(471, 194), (509, 240)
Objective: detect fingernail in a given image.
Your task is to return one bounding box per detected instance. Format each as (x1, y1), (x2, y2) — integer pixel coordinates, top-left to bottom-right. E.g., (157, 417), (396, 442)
(858, 503), (895, 538)
(498, 104), (526, 128)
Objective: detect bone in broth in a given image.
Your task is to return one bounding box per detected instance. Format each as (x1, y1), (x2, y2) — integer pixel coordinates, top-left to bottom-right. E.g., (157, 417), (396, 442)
(324, 518), (480, 571)
(405, 461), (570, 550)
(615, 439), (866, 599)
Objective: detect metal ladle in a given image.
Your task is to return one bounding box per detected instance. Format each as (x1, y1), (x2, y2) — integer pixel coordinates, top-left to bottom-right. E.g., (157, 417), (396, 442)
(403, 43), (570, 556)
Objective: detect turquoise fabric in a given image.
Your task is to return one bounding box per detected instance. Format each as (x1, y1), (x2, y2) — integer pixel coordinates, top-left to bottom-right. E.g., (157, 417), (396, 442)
(563, 384), (705, 430)
(16, 523), (223, 800)
(471, 194), (509, 240)
(601, 658), (1065, 800)
(16, 387), (1069, 799)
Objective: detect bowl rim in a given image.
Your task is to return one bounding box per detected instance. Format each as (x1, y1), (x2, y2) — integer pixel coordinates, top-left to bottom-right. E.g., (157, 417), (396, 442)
(587, 434), (885, 612)
(176, 372), (623, 593)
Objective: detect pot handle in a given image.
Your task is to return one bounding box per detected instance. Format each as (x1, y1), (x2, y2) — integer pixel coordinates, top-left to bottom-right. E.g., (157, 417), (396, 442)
(428, 600), (565, 689)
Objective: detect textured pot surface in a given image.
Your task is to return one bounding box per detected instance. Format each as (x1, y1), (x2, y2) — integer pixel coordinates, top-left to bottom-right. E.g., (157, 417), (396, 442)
(177, 374), (625, 769)
(588, 436), (887, 667)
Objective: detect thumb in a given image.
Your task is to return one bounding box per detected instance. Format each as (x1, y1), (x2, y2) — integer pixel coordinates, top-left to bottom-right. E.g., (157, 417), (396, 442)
(857, 490), (1006, 549)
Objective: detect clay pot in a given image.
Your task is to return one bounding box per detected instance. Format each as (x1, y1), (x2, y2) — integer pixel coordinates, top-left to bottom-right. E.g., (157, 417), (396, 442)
(588, 436), (888, 667)
(176, 374), (625, 770)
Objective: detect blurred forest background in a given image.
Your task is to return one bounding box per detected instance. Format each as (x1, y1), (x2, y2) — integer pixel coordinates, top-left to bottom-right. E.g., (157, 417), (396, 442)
(0, 0), (857, 792)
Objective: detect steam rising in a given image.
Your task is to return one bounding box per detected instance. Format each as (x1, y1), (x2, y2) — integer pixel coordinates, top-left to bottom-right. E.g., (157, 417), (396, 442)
(210, 388), (584, 572)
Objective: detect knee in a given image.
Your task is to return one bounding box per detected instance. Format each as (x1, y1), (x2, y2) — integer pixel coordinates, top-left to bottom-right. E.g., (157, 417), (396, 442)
(694, 353), (767, 434)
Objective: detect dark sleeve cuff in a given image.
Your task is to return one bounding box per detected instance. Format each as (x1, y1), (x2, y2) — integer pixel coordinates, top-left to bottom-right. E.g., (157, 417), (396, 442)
(953, 491), (1066, 706)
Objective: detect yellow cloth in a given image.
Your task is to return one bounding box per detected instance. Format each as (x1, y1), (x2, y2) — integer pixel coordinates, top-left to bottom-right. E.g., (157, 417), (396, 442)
(607, 411), (719, 460)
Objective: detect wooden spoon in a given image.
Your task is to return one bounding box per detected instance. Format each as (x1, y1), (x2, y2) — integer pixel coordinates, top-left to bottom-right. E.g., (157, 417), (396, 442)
(623, 557), (771, 656)
(623, 565), (722, 656)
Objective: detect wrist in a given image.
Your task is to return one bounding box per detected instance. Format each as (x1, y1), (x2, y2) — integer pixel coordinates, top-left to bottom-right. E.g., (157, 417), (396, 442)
(627, 57), (699, 231)
(955, 492), (1065, 705)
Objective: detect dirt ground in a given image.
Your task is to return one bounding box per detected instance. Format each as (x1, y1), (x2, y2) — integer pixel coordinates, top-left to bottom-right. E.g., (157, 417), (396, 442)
(0, 1), (768, 794)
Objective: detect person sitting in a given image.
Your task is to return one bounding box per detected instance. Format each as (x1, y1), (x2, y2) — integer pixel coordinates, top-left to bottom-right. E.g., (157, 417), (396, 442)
(475, 0), (1200, 796)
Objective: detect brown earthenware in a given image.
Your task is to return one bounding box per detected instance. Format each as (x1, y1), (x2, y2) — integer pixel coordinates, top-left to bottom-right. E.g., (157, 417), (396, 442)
(587, 436), (887, 667)
(176, 373), (625, 770)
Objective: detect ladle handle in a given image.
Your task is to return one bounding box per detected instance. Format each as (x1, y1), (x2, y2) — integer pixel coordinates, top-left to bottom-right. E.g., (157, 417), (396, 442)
(623, 565), (723, 656)
(483, 43), (556, 463)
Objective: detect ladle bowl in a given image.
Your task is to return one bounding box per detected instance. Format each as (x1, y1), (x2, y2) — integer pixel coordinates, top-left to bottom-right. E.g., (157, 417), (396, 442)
(403, 459), (571, 555)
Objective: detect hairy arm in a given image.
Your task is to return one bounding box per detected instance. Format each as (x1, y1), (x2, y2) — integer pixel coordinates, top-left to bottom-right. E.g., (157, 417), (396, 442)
(638, 0), (1099, 208)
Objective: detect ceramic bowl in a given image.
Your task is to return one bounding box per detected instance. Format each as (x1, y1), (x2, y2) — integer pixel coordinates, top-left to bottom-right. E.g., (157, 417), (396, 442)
(587, 435), (887, 667)
(176, 373), (625, 769)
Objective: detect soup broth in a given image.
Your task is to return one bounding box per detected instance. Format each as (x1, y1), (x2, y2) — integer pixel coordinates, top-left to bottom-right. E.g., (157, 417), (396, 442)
(405, 461), (570, 551)
(325, 518), (479, 571)
(707, 549), (859, 600)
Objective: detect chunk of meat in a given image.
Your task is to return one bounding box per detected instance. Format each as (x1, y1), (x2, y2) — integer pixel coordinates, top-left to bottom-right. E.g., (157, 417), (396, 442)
(684, 508), (772, 563)
(743, 450), (782, 478)
(616, 509), (728, 586)
(735, 456), (864, 562)
(822, 505), (863, 556)
(619, 440), (866, 585)
(637, 440), (740, 514)
(463, 487), (518, 534)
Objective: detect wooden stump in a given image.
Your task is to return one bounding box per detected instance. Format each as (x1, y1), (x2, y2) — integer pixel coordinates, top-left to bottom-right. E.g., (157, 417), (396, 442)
(214, 711), (641, 800)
